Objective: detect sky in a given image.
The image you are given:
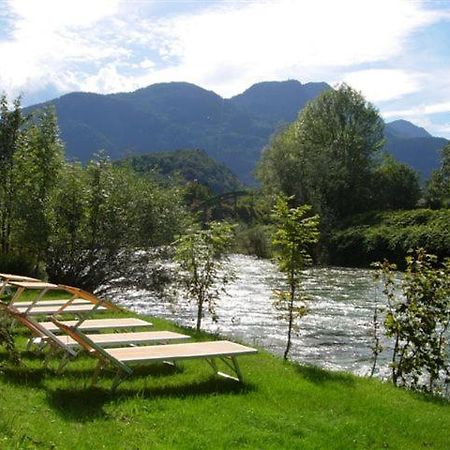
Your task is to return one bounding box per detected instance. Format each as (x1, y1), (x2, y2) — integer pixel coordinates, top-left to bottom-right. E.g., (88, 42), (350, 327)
(1, 0), (450, 137)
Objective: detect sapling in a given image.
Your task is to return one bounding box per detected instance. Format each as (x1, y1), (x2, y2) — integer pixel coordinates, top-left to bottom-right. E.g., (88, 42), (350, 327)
(174, 221), (235, 331)
(270, 195), (319, 360)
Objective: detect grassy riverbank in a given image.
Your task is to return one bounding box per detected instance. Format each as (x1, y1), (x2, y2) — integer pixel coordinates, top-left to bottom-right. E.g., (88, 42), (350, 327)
(1, 313), (449, 450)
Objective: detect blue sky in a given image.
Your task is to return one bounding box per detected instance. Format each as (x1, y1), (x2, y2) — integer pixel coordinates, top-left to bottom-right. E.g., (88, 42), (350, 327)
(1, 0), (450, 137)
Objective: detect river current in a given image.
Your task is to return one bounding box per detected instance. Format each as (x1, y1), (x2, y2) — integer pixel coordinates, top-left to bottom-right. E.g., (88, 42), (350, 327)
(113, 254), (391, 377)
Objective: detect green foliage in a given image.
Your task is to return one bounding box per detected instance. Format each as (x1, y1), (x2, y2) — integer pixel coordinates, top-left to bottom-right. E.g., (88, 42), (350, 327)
(373, 250), (450, 394)
(371, 153), (421, 210)
(46, 153), (188, 292)
(12, 107), (64, 268)
(257, 84), (384, 226)
(425, 143), (450, 208)
(234, 223), (272, 258)
(0, 95), (26, 254)
(0, 313), (19, 367)
(174, 222), (235, 331)
(331, 209), (450, 267)
(0, 253), (36, 278)
(270, 195), (320, 359)
(121, 148), (242, 194)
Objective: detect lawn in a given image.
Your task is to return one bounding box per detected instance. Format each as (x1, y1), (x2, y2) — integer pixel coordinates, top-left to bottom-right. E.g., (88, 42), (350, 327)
(0, 309), (449, 449)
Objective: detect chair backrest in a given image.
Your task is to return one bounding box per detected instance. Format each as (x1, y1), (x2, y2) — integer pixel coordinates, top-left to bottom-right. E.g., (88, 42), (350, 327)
(58, 285), (119, 311)
(50, 318), (132, 374)
(0, 302), (78, 358)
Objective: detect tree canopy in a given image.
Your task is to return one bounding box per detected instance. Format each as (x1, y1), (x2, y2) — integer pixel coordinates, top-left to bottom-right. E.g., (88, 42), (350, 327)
(257, 84), (385, 225)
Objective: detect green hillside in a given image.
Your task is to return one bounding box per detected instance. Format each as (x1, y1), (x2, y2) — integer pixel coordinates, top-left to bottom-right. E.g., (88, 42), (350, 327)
(120, 149), (242, 194)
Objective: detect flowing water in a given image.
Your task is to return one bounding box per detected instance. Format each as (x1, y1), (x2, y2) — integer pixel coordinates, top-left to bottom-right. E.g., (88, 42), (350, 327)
(113, 254), (390, 377)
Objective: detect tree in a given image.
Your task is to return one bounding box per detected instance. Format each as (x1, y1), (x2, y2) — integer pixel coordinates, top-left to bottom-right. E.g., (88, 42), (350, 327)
(374, 249), (450, 394)
(271, 195), (320, 360)
(257, 84), (385, 225)
(425, 143), (450, 208)
(371, 154), (421, 210)
(174, 221), (235, 331)
(46, 153), (189, 293)
(0, 96), (26, 254)
(12, 107), (64, 269)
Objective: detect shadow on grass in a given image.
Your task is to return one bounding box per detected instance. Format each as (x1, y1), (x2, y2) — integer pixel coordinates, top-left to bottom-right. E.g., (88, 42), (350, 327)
(0, 365), (47, 388)
(296, 364), (356, 386)
(46, 373), (255, 422)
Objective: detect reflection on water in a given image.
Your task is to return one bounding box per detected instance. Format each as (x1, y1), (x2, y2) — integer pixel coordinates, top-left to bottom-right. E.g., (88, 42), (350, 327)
(114, 254), (389, 376)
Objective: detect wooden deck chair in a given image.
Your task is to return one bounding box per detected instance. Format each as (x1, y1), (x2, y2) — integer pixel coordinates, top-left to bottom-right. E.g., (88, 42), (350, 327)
(7, 281), (114, 317)
(51, 318), (258, 390)
(0, 303), (188, 370)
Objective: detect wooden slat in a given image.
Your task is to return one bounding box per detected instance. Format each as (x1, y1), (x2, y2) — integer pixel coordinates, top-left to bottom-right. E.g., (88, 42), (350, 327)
(14, 304), (107, 315)
(107, 340), (257, 364)
(13, 298), (91, 307)
(9, 281), (59, 289)
(58, 331), (190, 347)
(40, 318), (153, 332)
(0, 273), (40, 282)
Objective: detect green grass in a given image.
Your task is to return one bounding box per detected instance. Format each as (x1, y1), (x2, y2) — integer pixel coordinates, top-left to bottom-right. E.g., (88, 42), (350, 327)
(1, 310), (449, 449)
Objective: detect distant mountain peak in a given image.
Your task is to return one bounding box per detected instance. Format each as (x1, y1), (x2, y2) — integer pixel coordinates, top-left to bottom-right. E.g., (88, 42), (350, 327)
(386, 119), (431, 139)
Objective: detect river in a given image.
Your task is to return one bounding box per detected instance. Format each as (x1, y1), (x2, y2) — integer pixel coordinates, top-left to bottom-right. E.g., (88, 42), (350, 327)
(113, 254), (391, 377)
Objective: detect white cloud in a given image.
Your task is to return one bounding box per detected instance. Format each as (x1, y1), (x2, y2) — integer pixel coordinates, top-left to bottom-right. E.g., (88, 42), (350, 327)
(0, 0), (447, 101)
(342, 69), (422, 102)
(383, 101), (450, 118)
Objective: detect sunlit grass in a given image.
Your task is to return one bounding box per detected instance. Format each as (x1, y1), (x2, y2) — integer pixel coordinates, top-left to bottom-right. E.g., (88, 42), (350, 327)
(1, 310), (449, 449)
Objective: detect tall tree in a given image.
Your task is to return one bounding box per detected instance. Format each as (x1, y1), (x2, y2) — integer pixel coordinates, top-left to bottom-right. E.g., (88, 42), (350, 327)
(371, 154), (421, 210)
(0, 96), (26, 254)
(13, 107), (64, 267)
(257, 84), (385, 225)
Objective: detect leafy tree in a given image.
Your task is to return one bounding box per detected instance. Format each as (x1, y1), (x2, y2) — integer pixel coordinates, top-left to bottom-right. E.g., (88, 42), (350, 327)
(371, 154), (421, 210)
(374, 249), (450, 394)
(271, 195), (320, 360)
(46, 154), (189, 293)
(425, 143), (450, 208)
(0, 96), (26, 254)
(174, 221), (235, 331)
(12, 108), (64, 269)
(257, 84), (385, 226)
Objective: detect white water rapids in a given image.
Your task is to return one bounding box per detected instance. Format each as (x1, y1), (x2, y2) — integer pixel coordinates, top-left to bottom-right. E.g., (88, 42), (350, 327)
(113, 254), (390, 377)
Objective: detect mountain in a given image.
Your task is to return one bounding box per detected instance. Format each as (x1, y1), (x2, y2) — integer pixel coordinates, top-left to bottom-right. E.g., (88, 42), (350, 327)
(25, 80), (448, 184)
(119, 149), (242, 194)
(385, 119), (431, 139)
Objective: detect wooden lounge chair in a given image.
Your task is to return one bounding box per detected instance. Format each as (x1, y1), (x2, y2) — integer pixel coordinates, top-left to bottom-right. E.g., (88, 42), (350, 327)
(0, 304), (189, 370)
(52, 318), (258, 389)
(7, 281), (114, 317)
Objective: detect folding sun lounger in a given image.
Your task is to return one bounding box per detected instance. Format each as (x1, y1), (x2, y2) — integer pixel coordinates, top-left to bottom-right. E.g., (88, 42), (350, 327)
(7, 281), (113, 316)
(52, 318), (258, 390)
(0, 304), (188, 370)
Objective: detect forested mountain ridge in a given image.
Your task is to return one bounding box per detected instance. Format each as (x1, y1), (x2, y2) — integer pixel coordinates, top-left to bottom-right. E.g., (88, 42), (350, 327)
(118, 149), (242, 194)
(25, 80), (448, 183)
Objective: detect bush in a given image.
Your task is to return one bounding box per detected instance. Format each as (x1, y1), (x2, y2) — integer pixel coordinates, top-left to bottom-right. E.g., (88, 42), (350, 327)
(330, 209), (450, 266)
(234, 224), (272, 258)
(0, 253), (37, 278)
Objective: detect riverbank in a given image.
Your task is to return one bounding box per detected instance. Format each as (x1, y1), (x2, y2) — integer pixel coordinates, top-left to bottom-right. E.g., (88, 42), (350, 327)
(1, 313), (449, 449)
